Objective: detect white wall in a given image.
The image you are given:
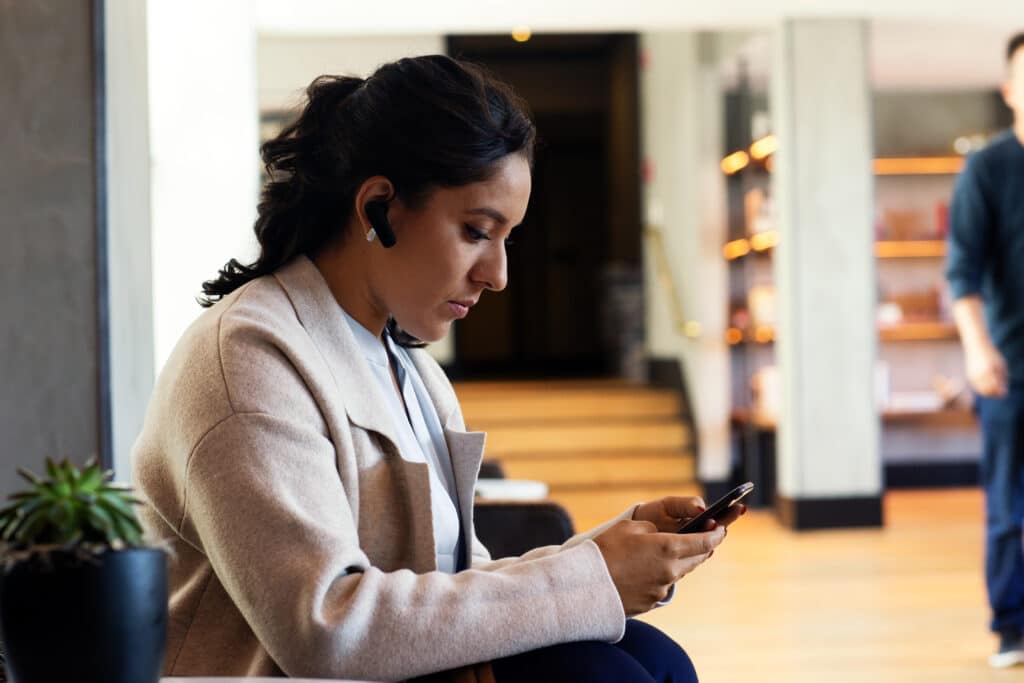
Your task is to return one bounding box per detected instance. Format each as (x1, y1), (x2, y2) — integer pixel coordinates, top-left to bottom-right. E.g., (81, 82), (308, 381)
(255, 0), (1019, 34)
(259, 34), (445, 110)
(641, 33), (732, 482)
(148, 0), (260, 373)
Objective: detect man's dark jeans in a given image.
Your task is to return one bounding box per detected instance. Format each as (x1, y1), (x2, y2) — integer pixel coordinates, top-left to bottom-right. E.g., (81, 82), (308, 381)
(978, 387), (1024, 633)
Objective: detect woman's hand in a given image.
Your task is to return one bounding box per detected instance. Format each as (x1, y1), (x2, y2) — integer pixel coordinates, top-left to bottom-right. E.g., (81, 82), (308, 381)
(592, 519), (725, 616)
(633, 495), (746, 533)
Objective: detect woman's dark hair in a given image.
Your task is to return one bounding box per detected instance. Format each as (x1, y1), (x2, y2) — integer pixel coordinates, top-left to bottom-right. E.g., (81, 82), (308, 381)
(199, 55), (536, 344)
(1009, 32), (1024, 64)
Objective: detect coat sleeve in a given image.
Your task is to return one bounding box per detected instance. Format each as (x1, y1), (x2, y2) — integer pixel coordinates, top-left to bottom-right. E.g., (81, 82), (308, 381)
(469, 505), (639, 572)
(946, 153), (994, 301)
(182, 411), (625, 682)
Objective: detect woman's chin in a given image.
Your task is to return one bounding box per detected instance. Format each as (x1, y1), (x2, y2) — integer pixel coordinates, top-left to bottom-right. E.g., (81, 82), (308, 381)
(399, 319), (451, 344)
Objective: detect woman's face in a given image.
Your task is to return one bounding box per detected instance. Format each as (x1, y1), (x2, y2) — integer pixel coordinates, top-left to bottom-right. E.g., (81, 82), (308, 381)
(371, 153), (532, 342)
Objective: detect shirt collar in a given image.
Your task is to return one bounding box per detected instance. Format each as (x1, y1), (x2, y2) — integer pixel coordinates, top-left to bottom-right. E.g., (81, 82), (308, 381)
(339, 307), (389, 368)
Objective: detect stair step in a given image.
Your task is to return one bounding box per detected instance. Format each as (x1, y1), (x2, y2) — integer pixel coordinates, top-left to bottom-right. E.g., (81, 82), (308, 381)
(460, 395), (682, 427)
(454, 380), (698, 528)
(500, 452), (695, 488)
(482, 421), (690, 455)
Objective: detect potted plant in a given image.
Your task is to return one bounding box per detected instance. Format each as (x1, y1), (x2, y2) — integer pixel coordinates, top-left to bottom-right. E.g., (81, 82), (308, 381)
(0, 458), (167, 683)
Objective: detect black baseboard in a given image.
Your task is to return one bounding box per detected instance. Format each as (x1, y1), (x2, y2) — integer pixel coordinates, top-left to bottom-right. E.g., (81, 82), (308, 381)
(775, 494), (883, 530)
(647, 357), (685, 393)
(647, 357), (700, 462)
(884, 460), (979, 488)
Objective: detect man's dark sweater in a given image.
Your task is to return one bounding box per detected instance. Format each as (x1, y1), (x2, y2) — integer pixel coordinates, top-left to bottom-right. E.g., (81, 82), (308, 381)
(946, 129), (1024, 388)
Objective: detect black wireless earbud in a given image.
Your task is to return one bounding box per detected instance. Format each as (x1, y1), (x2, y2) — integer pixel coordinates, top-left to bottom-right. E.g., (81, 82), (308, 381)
(365, 201), (396, 248)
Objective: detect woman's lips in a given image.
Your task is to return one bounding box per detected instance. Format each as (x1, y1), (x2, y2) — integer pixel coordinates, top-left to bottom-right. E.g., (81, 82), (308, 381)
(448, 301), (470, 318)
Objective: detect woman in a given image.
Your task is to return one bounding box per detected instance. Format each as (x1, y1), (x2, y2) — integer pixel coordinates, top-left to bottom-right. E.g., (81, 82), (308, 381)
(132, 55), (739, 683)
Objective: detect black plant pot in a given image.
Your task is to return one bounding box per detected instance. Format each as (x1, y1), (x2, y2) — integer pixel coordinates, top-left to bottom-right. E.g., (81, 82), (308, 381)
(0, 547), (167, 683)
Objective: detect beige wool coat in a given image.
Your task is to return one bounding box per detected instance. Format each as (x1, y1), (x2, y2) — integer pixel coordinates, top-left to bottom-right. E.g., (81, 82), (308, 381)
(132, 256), (629, 682)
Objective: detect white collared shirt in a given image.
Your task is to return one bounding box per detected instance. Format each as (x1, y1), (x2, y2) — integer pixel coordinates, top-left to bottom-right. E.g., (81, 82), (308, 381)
(341, 310), (463, 573)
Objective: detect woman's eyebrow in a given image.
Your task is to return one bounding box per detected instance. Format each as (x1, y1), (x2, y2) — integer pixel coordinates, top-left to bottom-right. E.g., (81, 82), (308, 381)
(466, 207), (508, 224)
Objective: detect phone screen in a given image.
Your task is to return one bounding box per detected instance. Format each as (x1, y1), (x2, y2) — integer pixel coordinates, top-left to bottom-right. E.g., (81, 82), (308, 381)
(676, 482), (754, 534)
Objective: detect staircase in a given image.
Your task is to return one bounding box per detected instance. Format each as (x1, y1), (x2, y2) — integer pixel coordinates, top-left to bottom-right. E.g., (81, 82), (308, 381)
(453, 380), (700, 530)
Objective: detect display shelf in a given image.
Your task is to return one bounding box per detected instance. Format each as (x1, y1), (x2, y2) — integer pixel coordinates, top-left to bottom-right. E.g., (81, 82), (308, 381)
(726, 322), (958, 344)
(723, 230), (778, 260)
(720, 148), (966, 178)
(732, 407), (975, 430)
(875, 240), (946, 259)
(725, 326), (775, 345)
(878, 322), (958, 341)
(725, 238), (948, 261)
(873, 156), (965, 176)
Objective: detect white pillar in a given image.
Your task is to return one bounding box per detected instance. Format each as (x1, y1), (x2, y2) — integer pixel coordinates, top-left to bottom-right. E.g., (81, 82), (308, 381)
(641, 33), (731, 486)
(105, 0), (154, 480)
(771, 19), (881, 528)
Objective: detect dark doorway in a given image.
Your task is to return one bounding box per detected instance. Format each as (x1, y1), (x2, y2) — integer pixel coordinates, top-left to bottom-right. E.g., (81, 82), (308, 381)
(446, 33), (643, 379)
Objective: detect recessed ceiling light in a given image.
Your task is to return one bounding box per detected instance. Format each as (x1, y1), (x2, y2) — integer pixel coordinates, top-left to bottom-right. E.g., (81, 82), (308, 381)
(511, 27), (531, 43)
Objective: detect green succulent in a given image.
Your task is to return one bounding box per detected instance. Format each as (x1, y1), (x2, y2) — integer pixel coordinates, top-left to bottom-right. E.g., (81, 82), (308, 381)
(0, 458), (145, 553)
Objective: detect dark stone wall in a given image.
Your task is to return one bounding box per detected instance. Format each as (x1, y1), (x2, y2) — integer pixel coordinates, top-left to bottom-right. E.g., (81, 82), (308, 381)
(0, 0), (103, 494)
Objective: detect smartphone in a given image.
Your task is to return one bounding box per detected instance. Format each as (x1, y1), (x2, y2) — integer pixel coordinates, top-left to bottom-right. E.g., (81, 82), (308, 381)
(676, 482), (754, 534)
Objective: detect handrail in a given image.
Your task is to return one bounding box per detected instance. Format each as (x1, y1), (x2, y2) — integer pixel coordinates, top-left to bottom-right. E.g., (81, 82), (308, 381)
(644, 226), (700, 339)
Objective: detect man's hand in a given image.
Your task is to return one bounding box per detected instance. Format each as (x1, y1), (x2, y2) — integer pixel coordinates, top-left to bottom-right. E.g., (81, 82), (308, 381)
(966, 342), (1009, 397)
(953, 295), (1008, 398)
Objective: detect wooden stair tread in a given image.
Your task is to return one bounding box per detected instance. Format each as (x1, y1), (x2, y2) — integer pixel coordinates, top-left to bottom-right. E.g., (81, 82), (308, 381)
(483, 422), (690, 454)
(460, 397), (683, 425)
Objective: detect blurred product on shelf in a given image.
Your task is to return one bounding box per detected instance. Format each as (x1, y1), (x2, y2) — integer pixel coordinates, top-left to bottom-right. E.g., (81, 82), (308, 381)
(744, 187), (775, 235)
(747, 285), (777, 327)
(751, 365), (781, 422)
(879, 207), (932, 241)
(935, 201), (950, 238)
(875, 361), (892, 409)
(877, 301), (903, 327)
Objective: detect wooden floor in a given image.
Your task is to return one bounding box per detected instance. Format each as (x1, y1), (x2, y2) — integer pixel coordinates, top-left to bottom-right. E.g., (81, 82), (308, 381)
(637, 488), (1002, 683)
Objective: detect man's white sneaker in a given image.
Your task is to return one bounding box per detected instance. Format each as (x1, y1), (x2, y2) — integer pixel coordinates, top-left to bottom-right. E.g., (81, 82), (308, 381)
(989, 630), (1024, 669)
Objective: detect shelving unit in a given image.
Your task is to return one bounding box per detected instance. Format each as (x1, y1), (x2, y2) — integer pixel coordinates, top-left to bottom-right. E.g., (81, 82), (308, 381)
(722, 128), (980, 495)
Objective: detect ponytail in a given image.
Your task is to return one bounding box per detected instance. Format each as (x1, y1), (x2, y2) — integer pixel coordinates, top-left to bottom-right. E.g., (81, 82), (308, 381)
(199, 76), (366, 306)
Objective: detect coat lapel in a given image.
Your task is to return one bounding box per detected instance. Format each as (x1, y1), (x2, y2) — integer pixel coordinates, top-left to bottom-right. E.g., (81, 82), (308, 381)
(272, 256), (403, 452)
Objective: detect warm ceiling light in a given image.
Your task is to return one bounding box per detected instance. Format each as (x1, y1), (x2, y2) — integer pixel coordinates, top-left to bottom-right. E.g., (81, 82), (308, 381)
(749, 134), (778, 160)
(750, 230), (779, 252)
(511, 27), (532, 42)
(720, 150), (750, 175)
(722, 238), (751, 260)
(753, 326), (775, 344)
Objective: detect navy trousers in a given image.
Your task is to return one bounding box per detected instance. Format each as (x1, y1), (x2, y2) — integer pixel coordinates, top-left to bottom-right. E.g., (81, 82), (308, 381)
(977, 388), (1024, 633)
(410, 620), (697, 683)
(489, 620), (697, 683)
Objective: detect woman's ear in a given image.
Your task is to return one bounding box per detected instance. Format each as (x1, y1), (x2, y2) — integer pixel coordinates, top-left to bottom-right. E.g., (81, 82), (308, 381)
(353, 176), (396, 242)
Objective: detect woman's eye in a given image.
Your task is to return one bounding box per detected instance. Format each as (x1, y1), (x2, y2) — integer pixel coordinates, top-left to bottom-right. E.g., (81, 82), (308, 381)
(465, 225), (489, 241)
